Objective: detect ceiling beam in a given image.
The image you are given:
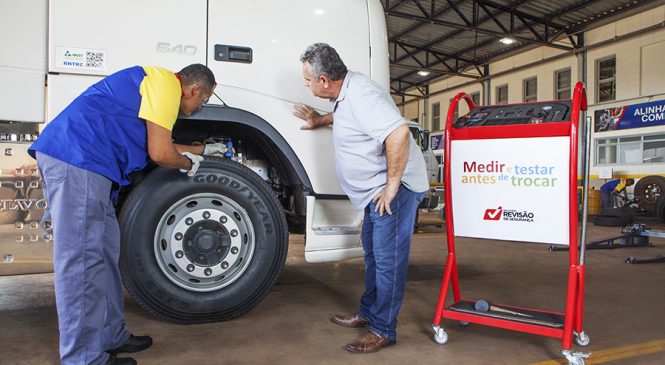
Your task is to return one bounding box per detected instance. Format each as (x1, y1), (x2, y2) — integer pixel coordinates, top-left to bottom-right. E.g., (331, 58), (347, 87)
(388, 0), (466, 41)
(476, 0), (511, 35)
(392, 39), (476, 64)
(387, 0), (611, 93)
(385, 9), (574, 51)
(477, 0), (569, 31)
(391, 63), (481, 79)
(411, 0), (430, 18)
(390, 0), (545, 89)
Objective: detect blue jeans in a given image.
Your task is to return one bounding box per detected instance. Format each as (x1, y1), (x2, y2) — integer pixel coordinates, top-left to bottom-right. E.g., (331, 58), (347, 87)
(358, 185), (424, 341)
(601, 190), (613, 209)
(37, 153), (129, 365)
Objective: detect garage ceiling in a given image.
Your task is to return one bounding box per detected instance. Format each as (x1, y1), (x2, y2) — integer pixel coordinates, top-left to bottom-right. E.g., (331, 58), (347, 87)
(383, 0), (665, 96)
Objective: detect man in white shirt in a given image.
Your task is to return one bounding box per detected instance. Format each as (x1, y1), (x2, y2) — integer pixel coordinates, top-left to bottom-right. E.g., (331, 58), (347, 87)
(294, 43), (428, 353)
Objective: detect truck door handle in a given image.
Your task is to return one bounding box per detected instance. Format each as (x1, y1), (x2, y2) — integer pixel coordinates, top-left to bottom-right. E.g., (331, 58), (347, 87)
(214, 44), (253, 63)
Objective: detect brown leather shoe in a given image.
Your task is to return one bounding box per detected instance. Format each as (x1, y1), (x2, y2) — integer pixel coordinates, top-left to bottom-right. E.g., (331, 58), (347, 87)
(345, 331), (396, 353)
(331, 313), (369, 328)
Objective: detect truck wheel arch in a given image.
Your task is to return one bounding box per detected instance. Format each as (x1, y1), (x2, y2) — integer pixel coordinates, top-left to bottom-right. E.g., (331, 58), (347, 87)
(178, 105), (311, 187)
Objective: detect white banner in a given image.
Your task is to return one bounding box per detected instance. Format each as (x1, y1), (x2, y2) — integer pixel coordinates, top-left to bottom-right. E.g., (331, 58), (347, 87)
(450, 137), (570, 245)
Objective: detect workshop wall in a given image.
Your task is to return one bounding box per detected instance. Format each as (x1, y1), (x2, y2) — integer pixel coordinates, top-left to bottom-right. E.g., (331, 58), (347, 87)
(397, 5), (665, 192)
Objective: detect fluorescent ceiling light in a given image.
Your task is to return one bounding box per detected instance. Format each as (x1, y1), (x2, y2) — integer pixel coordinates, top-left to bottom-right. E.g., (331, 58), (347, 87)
(313, 8), (325, 15)
(499, 37), (515, 45)
(417, 70), (430, 77)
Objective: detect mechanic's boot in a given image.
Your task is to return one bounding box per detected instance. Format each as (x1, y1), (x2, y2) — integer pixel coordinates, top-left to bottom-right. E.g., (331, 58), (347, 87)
(105, 354), (137, 365)
(108, 334), (153, 355)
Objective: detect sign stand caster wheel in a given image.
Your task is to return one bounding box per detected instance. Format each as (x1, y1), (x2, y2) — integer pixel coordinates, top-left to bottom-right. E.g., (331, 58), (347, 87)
(433, 325), (448, 344)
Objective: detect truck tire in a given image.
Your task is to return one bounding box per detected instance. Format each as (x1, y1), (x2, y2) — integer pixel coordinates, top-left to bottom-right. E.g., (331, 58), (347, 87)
(118, 158), (288, 323)
(634, 175), (665, 213)
(592, 215), (631, 227)
(598, 208), (632, 218)
(656, 196), (665, 221)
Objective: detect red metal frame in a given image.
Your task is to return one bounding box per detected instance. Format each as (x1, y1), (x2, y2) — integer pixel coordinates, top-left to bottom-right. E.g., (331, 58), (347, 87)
(432, 82), (588, 350)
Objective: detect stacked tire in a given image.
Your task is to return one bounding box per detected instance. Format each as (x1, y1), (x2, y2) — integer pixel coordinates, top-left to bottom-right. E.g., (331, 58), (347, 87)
(656, 195), (665, 222)
(592, 207), (633, 227)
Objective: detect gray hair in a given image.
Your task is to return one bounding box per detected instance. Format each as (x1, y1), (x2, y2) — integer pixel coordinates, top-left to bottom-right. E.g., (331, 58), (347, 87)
(300, 43), (347, 81)
(178, 63), (217, 92)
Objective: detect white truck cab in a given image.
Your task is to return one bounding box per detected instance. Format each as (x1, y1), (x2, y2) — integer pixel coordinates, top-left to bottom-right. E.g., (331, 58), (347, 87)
(407, 121), (439, 210)
(1, 0), (393, 323)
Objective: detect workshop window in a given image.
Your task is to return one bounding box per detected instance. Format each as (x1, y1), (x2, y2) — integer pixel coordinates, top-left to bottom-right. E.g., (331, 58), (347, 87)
(596, 133), (665, 165)
(496, 84), (508, 104)
(618, 136), (642, 164)
(432, 102), (440, 131)
(523, 77), (537, 102)
(644, 134), (665, 163)
(597, 57), (616, 103)
(471, 91), (481, 106)
(596, 138), (618, 164)
(555, 68), (571, 99)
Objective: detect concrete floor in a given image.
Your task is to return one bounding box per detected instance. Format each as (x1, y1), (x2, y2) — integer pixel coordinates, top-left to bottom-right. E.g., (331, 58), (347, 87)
(1, 217), (664, 365)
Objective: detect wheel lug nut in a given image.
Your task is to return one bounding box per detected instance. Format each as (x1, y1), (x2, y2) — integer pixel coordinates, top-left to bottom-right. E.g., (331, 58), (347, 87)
(175, 233), (183, 240)
(204, 268), (212, 276)
(176, 250), (184, 258)
(203, 211), (211, 219)
(187, 264), (195, 272)
(220, 216), (227, 224)
(230, 230), (238, 237)
(221, 261), (229, 269)
(185, 218), (194, 225)
(231, 247), (239, 254)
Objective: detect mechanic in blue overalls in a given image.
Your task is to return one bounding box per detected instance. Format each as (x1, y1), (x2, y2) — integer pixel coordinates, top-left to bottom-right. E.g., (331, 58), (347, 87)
(29, 64), (228, 365)
(600, 178), (635, 209)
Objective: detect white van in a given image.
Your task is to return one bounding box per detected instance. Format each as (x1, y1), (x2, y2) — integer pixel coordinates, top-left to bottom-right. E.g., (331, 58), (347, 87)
(0, 0), (392, 323)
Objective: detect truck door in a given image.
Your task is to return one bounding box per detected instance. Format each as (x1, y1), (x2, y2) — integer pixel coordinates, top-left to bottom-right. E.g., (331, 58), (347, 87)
(206, 0), (372, 263)
(206, 0), (370, 195)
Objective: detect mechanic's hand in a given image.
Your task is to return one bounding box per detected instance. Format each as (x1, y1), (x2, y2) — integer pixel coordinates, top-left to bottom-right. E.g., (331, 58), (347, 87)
(203, 142), (229, 156)
(372, 183), (400, 216)
(179, 152), (204, 177)
(293, 103), (322, 130)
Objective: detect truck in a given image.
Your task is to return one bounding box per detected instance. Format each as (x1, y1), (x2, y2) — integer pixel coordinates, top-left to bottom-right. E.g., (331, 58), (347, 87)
(407, 121), (440, 211)
(0, 0), (436, 324)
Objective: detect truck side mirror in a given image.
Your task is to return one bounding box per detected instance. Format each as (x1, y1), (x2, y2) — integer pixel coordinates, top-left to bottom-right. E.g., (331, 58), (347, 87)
(422, 130), (430, 150)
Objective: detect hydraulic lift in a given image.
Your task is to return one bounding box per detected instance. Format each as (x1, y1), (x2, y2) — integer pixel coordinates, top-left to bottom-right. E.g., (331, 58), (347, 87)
(549, 224), (665, 264)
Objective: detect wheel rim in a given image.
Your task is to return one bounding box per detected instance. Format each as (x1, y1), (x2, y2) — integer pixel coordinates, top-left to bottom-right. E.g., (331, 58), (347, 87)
(154, 193), (255, 292)
(642, 183), (662, 204)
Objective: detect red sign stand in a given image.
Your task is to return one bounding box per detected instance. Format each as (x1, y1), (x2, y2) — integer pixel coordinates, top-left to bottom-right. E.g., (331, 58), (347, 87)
(432, 82), (591, 365)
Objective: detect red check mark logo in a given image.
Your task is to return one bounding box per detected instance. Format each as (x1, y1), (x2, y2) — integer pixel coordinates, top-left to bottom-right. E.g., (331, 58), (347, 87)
(483, 207), (503, 221)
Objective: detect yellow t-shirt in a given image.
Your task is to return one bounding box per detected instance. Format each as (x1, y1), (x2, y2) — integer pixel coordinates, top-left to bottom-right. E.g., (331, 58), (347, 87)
(138, 66), (182, 131)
